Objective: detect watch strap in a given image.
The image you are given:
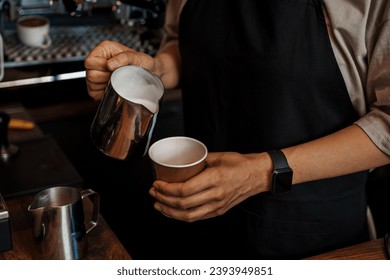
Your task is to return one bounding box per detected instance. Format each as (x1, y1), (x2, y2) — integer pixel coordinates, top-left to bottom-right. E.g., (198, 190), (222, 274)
(267, 149), (290, 170)
(266, 149), (293, 194)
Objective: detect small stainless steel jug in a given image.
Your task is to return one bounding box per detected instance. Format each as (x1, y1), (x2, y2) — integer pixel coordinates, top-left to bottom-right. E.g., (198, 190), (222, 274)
(28, 186), (99, 260)
(90, 65), (164, 160)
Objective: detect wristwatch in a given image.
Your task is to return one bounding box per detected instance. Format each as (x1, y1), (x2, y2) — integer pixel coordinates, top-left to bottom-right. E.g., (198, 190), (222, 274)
(266, 149), (293, 194)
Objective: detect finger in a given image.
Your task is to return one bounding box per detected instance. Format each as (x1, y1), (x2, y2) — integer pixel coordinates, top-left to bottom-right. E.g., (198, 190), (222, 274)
(84, 56), (110, 71)
(107, 51), (154, 72)
(203, 152), (224, 167)
(85, 70), (111, 100)
(154, 199), (226, 222)
(151, 181), (200, 198)
(151, 183), (219, 211)
(86, 81), (108, 93)
(87, 89), (105, 101)
(152, 168), (216, 197)
(85, 70), (111, 86)
(87, 40), (132, 59)
(151, 181), (185, 196)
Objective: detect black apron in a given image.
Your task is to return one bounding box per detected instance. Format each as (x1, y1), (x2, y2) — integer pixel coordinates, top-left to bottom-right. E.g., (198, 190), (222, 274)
(178, 0), (369, 259)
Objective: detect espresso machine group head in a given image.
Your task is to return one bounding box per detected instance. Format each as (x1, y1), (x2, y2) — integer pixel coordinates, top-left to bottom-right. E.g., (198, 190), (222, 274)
(113, 0), (165, 28)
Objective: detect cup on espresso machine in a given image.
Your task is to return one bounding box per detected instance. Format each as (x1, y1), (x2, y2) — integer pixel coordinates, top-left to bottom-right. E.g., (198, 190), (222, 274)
(16, 15), (52, 48)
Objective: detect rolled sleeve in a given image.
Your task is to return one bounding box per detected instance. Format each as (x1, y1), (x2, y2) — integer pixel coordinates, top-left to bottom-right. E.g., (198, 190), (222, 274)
(355, 19), (390, 156)
(158, 0), (186, 52)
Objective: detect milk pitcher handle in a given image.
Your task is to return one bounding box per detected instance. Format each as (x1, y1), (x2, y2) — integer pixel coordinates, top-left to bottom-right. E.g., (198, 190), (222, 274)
(81, 189), (100, 234)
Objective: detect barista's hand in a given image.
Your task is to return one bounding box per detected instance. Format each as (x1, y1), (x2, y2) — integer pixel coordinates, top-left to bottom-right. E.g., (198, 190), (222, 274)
(84, 40), (158, 100)
(149, 152), (273, 222)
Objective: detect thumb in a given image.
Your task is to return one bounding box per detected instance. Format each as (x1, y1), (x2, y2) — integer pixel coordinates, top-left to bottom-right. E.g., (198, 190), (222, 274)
(107, 51), (155, 72)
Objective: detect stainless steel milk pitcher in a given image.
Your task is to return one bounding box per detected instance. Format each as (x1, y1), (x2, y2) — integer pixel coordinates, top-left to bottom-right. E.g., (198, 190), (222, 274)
(90, 65), (164, 160)
(28, 186), (100, 260)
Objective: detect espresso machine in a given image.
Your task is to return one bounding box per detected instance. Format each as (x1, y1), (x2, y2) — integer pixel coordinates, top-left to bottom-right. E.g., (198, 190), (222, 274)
(0, 0), (166, 39)
(0, 0), (111, 24)
(113, 0), (165, 28)
(0, 0), (165, 25)
(13, 0), (112, 17)
(0, 0), (165, 88)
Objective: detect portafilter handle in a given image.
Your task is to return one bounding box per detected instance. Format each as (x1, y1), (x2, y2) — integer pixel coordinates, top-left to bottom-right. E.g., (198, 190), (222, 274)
(0, 112), (19, 162)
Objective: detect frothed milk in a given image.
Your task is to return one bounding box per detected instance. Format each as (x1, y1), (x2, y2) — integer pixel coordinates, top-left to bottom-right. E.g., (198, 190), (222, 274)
(111, 66), (163, 113)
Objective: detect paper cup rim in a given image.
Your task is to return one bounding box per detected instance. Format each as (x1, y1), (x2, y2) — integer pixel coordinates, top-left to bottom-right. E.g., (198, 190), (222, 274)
(148, 136), (208, 168)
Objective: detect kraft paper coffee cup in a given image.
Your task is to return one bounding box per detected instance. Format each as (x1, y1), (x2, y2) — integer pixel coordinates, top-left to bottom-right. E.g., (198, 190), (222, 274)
(148, 136), (208, 183)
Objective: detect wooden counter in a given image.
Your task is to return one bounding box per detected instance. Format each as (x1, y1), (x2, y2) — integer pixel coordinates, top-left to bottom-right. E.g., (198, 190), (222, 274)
(306, 238), (387, 260)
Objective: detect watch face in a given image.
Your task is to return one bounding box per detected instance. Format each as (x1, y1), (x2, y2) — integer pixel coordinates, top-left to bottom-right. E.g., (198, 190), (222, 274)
(272, 168), (293, 193)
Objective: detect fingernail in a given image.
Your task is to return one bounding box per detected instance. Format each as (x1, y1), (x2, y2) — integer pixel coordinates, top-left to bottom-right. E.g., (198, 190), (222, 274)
(107, 59), (119, 70)
(149, 187), (156, 197)
(154, 203), (161, 211)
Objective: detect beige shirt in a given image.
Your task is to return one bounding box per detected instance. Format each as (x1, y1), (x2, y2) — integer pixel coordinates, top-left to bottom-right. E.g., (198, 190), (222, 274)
(160, 0), (390, 156)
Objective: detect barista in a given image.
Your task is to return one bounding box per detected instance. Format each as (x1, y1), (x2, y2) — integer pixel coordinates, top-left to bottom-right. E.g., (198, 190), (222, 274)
(85, 0), (390, 259)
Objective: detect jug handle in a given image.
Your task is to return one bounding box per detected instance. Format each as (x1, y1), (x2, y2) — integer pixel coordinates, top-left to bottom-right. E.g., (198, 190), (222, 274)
(81, 189), (100, 234)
